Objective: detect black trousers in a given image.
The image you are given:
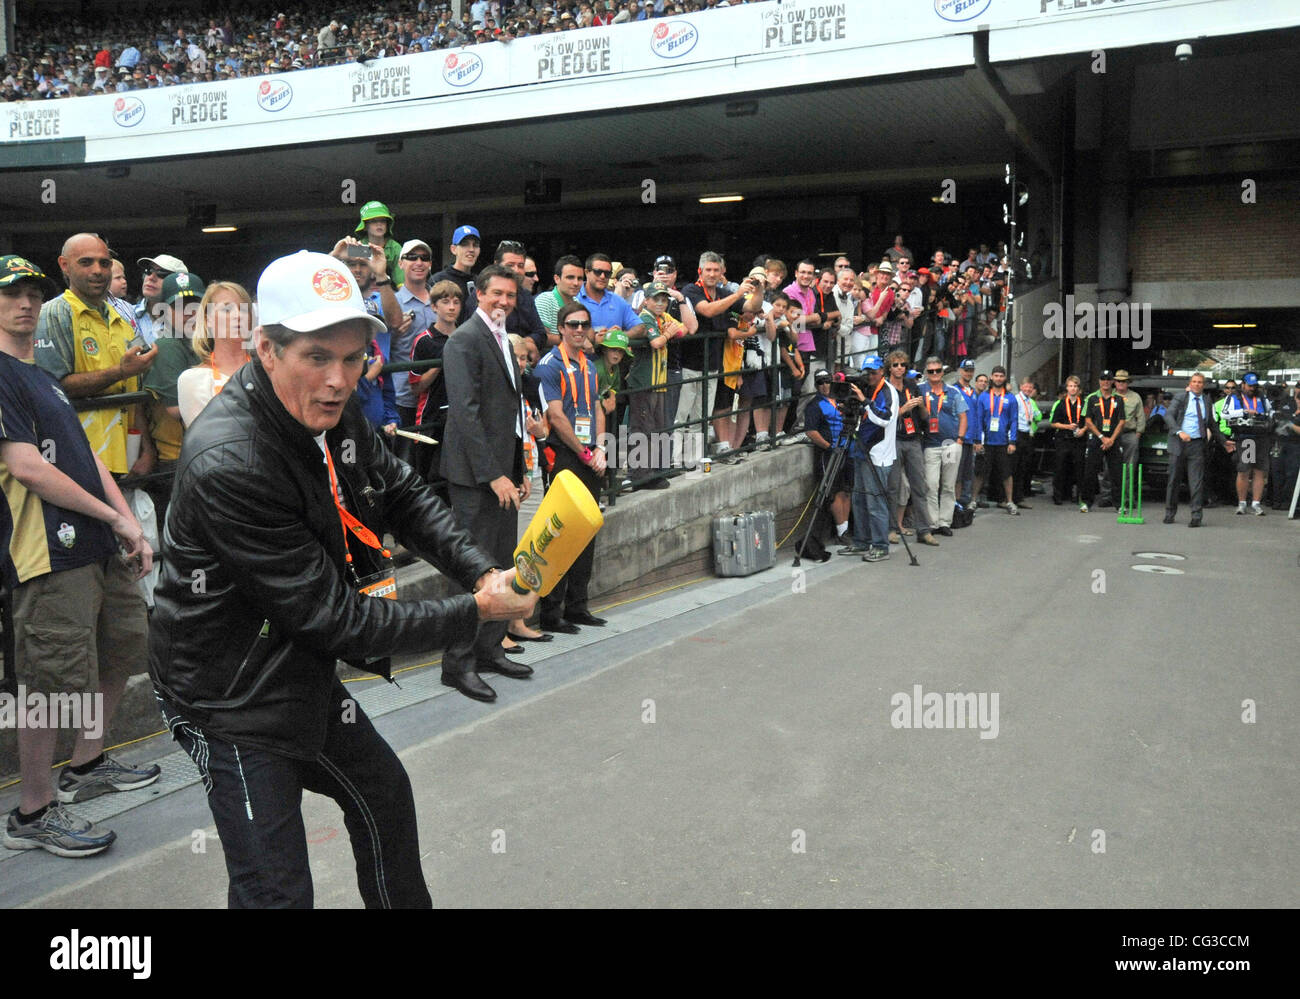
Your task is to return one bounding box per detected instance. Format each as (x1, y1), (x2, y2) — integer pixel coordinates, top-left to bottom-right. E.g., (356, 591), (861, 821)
(160, 682), (431, 909)
(443, 480), (517, 675)
(1083, 439), (1124, 507)
(1166, 438), (1208, 514)
(1013, 435), (1037, 502)
(541, 446), (602, 620)
(1054, 435), (1086, 502)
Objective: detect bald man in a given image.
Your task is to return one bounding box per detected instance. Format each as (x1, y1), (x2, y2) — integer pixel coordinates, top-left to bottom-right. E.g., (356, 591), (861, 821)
(34, 233), (159, 478)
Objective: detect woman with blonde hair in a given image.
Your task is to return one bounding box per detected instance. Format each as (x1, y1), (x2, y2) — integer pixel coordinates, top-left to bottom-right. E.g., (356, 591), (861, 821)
(177, 281), (253, 428)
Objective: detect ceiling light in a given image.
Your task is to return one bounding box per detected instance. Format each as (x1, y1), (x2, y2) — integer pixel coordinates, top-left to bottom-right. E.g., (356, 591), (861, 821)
(1211, 323), (1256, 329)
(201, 225), (238, 234)
(698, 193), (743, 204)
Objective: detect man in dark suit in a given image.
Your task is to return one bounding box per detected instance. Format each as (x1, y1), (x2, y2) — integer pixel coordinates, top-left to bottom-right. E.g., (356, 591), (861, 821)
(440, 264), (533, 701)
(1163, 372), (1235, 527)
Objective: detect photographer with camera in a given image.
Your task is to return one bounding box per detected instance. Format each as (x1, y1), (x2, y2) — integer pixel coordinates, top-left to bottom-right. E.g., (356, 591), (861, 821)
(838, 356), (898, 563)
(1221, 372), (1273, 516)
(804, 370), (854, 548)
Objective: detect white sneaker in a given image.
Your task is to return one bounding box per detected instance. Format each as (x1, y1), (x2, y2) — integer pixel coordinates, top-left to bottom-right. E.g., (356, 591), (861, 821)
(1236, 502), (1247, 515)
(1253, 503), (1266, 516)
(1007, 502), (1019, 516)
(755, 431), (770, 446)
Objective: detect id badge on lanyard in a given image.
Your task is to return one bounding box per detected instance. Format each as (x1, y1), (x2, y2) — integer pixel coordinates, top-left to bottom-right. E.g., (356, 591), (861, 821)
(901, 389), (916, 436)
(575, 416), (593, 445)
(989, 417), (1000, 433)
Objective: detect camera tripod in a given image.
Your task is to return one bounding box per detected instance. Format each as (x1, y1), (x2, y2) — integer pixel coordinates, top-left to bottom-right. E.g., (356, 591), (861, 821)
(792, 399), (919, 568)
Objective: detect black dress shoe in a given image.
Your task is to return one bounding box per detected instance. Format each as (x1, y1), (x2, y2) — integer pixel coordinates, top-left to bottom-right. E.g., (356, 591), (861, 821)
(508, 630), (553, 643)
(540, 617), (580, 634)
(1188, 515), (1202, 528)
(502, 642), (524, 655)
(937, 526), (954, 537)
(1053, 497), (1063, 506)
(564, 610), (607, 627)
(1162, 511), (1176, 524)
(480, 657), (533, 679)
(441, 671), (497, 702)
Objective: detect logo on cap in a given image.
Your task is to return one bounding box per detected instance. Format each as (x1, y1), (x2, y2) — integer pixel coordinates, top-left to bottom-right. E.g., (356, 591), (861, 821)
(312, 268), (351, 302)
(176, 273), (190, 288)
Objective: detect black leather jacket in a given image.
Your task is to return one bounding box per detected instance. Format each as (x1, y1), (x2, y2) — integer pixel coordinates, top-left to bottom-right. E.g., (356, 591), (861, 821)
(149, 358), (495, 759)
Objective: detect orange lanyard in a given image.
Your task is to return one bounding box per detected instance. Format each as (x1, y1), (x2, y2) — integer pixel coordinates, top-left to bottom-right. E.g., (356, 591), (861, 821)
(927, 388), (945, 418)
(209, 353), (249, 395)
(1096, 394), (1115, 424)
(989, 388), (1005, 418)
(1241, 394), (1261, 413)
(1065, 397), (1080, 424)
(558, 342), (592, 416)
(324, 443), (390, 575)
(870, 380), (886, 404)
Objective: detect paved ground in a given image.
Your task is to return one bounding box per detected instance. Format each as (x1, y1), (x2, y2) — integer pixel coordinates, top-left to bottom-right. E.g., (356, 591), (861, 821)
(3, 498), (1296, 908)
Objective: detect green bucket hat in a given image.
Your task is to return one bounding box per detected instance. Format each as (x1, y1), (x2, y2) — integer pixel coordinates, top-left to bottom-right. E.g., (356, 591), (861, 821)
(601, 329), (629, 352)
(354, 200), (396, 235)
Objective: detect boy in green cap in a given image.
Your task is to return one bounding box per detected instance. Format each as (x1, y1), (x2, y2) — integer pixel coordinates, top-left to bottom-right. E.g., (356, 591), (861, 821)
(354, 200), (404, 288)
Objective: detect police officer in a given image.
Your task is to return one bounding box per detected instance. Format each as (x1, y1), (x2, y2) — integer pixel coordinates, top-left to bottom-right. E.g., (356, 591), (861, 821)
(1221, 372), (1273, 516)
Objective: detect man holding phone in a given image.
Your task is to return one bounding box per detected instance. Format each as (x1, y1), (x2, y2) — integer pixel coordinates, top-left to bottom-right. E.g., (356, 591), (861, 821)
(36, 233), (159, 479)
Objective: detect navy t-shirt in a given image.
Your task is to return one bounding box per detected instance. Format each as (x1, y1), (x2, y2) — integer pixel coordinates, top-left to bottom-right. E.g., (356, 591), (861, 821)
(0, 352), (117, 587)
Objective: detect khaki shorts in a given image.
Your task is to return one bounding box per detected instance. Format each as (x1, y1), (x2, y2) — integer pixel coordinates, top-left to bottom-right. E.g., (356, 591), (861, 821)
(12, 557), (147, 697)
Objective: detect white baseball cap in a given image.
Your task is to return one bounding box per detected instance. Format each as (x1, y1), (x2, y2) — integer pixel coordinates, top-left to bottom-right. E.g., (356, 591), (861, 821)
(256, 250), (386, 335)
(399, 239), (431, 257)
(137, 252), (188, 273)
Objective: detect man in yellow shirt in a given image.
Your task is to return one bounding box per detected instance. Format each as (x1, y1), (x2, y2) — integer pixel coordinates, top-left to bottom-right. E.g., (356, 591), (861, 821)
(34, 233), (158, 478)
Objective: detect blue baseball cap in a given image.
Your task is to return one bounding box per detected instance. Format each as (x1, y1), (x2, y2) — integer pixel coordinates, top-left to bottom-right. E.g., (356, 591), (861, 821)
(451, 225), (480, 245)
(907, 369), (919, 380)
(959, 359), (976, 370)
(860, 354), (883, 371)
(1242, 372), (1259, 386)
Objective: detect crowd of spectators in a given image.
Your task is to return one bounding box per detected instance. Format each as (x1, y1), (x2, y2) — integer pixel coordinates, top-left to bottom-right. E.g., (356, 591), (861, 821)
(3, 1), (770, 102)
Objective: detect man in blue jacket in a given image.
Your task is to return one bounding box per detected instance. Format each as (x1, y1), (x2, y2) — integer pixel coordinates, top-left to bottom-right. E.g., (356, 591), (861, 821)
(977, 364), (1020, 515)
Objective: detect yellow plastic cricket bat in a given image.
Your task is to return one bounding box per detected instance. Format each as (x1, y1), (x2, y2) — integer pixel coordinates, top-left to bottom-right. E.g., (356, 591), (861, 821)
(511, 469), (605, 595)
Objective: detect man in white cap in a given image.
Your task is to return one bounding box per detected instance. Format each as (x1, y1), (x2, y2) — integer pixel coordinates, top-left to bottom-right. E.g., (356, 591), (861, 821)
(134, 251), (188, 346)
(148, 250), (537, 908)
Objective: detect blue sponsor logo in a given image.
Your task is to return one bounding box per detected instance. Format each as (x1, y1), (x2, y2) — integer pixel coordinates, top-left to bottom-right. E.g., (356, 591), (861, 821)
(935, 0), (993, 23)
(112, 96), (145, 128)
(651, 19), (699, 59)
(257, 79), (293, 112)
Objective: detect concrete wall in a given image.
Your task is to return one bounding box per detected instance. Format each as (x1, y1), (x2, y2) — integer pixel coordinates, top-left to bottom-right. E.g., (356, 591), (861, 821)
(0, 446), (816, 777)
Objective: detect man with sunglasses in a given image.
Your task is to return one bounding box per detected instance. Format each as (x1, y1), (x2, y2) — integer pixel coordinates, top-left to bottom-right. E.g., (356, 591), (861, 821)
(523, 258), (540, 295)
(536, 302), (608, 632)
(134, 251), (188, 346)
(576, 252), (645, 351)
(921, 358), (966, 535)
(394, 239), (435, 446)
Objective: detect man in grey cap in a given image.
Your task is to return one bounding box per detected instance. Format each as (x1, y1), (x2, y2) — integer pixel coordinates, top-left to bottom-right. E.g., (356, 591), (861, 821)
(134, 252), (188, 346)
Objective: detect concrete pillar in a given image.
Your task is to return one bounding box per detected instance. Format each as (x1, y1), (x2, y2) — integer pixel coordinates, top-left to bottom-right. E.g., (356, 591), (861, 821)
(1096, 58), (1133, 309)
(1, 0), (13, 57)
